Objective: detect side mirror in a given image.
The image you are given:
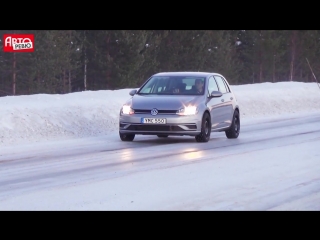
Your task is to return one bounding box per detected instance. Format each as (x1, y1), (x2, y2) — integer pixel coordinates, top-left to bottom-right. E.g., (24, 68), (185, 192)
(129, 89), (137, 96)
(210, 90), (223, 98)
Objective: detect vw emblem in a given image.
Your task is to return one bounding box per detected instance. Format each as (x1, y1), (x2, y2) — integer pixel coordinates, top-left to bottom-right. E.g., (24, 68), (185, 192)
(151, 108), (158, 116)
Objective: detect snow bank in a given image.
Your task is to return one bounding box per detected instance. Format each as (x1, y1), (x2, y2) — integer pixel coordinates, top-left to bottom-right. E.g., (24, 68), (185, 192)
(1, 82), (320, 146)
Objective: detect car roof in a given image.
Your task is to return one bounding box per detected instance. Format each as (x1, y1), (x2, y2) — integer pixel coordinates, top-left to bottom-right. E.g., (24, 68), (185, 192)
(152, 72), (220, 78)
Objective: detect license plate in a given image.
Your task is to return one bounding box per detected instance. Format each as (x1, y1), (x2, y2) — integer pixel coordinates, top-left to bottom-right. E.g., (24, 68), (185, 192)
(141, 118), (167, 124)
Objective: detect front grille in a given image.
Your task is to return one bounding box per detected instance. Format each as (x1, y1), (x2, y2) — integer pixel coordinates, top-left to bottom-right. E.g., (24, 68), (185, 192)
(126, 124), (185, 131)
(133, 109), (177, 115)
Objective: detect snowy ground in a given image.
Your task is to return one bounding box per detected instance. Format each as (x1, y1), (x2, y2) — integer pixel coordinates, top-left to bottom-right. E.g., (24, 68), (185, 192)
(1, 81), (320, 146)
(1, 81), (320, 210)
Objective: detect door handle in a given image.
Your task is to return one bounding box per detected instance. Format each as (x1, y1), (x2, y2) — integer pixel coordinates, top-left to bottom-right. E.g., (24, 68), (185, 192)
(230, 97), (233, 100)
(221, 99), (224, 102)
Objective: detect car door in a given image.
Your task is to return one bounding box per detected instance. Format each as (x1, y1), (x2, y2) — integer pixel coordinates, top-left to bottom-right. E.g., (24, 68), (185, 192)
(214, 75), (234, 127)
(206, 76), (226, 130)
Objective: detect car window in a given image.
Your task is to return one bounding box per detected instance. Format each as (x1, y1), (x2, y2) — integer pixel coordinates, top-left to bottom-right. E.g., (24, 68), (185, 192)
(154, 77), (170, 93)
(139, 77), (169, 94)
(220, 76), (231, 92)
(182, 78), (195, 90)
(138, 76), (206, 95)
(208, 76), (219, 94)
(214, 75), (228, 94)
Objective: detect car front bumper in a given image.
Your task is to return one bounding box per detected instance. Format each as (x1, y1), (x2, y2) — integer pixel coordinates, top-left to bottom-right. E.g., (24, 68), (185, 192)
(119, 113), (202, 136)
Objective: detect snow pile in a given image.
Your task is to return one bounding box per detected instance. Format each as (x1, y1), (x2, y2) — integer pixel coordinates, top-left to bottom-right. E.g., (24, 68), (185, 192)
(234, 82), (320, 117)
(1, 82), (320, 146)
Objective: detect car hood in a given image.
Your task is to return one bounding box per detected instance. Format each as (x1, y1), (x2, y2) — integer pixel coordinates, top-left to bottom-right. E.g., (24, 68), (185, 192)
(129, 94), (202, 110)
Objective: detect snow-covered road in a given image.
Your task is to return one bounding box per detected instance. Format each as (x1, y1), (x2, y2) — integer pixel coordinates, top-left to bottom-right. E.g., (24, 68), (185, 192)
(1, 112), (319, 210)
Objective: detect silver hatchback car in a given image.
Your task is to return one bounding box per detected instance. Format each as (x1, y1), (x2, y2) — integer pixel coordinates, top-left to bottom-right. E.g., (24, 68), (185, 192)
(119, 72), (240, 142)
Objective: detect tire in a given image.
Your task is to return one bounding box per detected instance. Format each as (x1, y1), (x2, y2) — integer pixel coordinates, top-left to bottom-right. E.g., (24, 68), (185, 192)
(195, 112), (211, 142)
(225, 110), (240, 139)
(157, 135), (168, 138)
(119, 132), (135, 141)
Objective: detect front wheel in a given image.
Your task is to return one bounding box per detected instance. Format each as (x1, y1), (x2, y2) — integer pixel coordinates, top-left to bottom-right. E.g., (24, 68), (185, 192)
(119, 132), (135, 141)
(195, 112), (211, 142)
(225, 111), (240, 139)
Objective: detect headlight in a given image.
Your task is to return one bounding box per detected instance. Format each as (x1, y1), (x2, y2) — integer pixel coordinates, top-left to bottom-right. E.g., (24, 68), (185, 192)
(121, 105), (134, 115)
(176, 106), (198, 115)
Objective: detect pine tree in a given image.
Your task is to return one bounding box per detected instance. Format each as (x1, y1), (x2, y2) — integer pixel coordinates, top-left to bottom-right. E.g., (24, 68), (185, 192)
(295, 30), (320, 82)
(203, 30), (242, 84)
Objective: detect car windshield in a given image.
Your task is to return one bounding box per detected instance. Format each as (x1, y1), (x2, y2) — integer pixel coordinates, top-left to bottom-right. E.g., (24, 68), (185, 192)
(137, 76), (206, 95)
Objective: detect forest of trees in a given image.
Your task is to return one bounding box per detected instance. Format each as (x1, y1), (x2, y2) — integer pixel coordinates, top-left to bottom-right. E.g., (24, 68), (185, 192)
(0, 30), (319, 97)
